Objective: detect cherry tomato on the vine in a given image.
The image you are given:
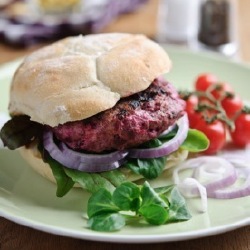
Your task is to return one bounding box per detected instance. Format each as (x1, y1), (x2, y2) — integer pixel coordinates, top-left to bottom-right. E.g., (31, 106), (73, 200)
(195, 119), (226, 154)
(221, 95), (243, 119)
(185, 95), (202, 128)
(211, 82), (234, 100)
(230, 113), (250, 147)
(187, 112), (202, 129)
(195, 73), (218, 92)
(185, 95), (198, 113)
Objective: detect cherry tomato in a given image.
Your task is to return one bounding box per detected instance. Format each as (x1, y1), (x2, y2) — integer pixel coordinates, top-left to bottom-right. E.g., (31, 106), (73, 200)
(185, 95), (198, 114)
(185, 95), (202, 128)
(211, 82), (234, 100)
(188, 112), (202, 129)
(221, 95), (243, 119)
(230, 113), (250, 147)
(195, 73), (218, 92)
(195, 119), (226, 154)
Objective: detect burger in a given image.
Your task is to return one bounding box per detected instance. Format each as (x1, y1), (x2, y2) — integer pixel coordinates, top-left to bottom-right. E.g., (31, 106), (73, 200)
(0, 33), (192, 197)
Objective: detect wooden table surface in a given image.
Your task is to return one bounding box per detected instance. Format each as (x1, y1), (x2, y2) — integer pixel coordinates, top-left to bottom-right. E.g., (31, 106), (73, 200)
(0, 0), (249, 249)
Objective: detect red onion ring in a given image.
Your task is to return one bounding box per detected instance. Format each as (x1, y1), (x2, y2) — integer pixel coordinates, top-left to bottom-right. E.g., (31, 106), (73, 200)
(191, 157), (238, 194)
(220, 147), (250, 168)
(177, 177), (207, 212)
(43, 130), (128, 172)
(174, 157), (237, 195)
(128, 113), (189, 159)
(209, 165), (250, 199)
(174, 156), (250, 199)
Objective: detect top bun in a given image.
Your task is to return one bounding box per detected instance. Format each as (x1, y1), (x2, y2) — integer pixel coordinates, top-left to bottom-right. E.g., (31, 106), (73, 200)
(9, 33), (171, 127)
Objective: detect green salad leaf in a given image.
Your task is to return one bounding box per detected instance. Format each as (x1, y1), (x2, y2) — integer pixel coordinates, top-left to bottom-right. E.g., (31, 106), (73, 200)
(112, 182), (141, 211)
(139, 204), (169, 225)
(168, 188), (192, 222)
(45, 151), (75, 197)
(88, 213), (126, 232)
(181, 129), (209, 152)
(64, 168), (117, 193)
(125, 157), (167, 180)
(140, 181), (168, 208)
(87, 181), (191, 232)
(87, 188), (119, 218)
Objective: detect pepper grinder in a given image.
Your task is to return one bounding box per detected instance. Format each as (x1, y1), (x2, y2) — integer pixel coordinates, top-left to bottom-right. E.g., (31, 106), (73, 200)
(198, 0), (238, 57)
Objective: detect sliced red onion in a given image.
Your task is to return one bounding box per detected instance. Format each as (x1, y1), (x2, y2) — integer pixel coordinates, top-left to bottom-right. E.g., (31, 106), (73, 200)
(220, 147), (250, 168)
(177, 178), (207, 213)
(174, 157), (237, 195)
(128, 113), (189, 159)
(174, 156), (250, 200)
(43, 130), (128, 172)
(209, 164), (250, 199)
(192, 157), (237, 194)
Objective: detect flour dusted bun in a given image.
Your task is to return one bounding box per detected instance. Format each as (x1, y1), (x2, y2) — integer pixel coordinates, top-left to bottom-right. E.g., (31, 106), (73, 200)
(19, 143), (188, 188)
(9, 33), (171, 127)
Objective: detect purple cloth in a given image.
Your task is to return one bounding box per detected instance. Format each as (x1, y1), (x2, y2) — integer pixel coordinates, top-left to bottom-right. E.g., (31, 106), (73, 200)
(0, 0), (148, 47)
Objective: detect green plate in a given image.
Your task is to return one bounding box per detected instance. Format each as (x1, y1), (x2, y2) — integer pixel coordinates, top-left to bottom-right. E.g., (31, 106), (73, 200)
(0, 47), (249, 243)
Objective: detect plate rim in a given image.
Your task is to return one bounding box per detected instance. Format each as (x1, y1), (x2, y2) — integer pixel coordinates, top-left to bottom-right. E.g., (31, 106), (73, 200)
(0, 207), (249, 243)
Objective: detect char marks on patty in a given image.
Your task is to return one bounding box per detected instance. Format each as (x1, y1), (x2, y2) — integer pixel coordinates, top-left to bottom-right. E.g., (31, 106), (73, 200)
(52, 77), (185, 153)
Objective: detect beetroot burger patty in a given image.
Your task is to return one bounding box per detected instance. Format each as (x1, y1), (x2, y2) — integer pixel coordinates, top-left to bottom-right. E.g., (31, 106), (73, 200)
(52, 77), (185, 153)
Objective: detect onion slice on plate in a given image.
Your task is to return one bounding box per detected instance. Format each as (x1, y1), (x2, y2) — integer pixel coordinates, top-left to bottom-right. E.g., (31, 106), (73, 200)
(174, 156), (250, 200)
(177, 177), (207, 213)
(43, 130), (128, 172)
(173, 157), (237, 195)
(191, 157), (238, 194)
(128, 113), (189, 159)
(208, 163), (250, 199)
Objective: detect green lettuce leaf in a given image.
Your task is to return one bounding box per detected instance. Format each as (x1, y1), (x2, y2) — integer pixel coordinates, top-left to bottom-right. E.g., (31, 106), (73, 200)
(87, 181), (191, 232)
(181, 129), (209, 152)
(45, 152), (75, 197)
(125, 157), (167, 180)
(64, 168), (124, 193)
(168, 187), (192, 222)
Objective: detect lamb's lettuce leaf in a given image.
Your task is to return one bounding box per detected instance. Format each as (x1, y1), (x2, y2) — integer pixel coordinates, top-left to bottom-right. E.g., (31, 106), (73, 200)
(181, 129), (209, 152)
(87, 181), (191, 232)
(125, 157), (167, 180)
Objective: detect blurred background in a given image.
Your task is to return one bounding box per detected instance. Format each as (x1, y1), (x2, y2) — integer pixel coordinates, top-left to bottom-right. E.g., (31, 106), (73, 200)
(0, 0), (249, 63)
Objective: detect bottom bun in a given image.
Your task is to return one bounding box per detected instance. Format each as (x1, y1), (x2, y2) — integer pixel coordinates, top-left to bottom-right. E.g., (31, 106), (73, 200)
(19, 142), (188, 188)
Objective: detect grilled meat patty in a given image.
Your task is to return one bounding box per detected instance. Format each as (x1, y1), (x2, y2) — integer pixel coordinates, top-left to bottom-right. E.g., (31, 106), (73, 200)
(52, 77), (185, 153)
